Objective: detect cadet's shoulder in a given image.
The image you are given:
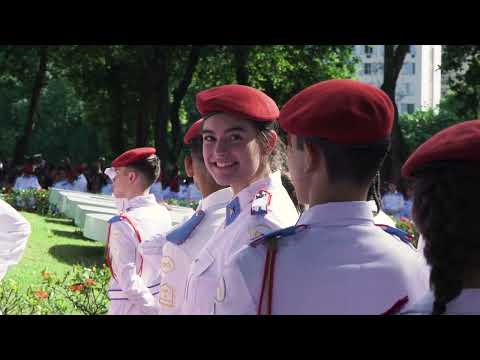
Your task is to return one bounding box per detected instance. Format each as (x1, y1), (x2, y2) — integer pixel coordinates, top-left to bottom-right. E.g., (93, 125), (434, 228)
(108, 215), (123, 225)
(107, 215), (137, 235)
(375, 224), (416, 249)
(250, 224), (309, 248)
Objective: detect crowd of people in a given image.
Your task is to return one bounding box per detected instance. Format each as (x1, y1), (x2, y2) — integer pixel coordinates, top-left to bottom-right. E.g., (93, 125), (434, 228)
(0, 154), (202, 202)
(381, 182), (414, 220)
(1, 79), (479, 316)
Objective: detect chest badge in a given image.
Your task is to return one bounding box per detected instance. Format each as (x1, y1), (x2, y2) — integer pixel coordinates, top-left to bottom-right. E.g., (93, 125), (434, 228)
(159, 283), (174, 307)
(160, 256), (175, 274)
(251, 190), (272, 216)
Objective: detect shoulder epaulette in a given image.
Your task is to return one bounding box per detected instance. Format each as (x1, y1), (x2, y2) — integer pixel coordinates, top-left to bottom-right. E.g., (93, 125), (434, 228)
(250, 224), (308, 248)
(376, 224), (415, 248)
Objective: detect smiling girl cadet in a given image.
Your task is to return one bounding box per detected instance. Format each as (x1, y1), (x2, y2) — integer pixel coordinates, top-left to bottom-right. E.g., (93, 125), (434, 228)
(181, 84), (299, 315)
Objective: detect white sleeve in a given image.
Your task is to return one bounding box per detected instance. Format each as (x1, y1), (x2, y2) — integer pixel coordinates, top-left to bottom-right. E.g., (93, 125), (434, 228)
(108, 222), (160, 315)
(34, 177), (42, 190)
(0, 200), (31, 281)
(13, 178), (21, 190)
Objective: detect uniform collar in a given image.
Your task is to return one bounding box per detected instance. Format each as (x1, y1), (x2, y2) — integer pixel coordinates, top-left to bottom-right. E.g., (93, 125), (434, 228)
(199, 187), (233, 211)
(298, 201), (374, 227)
(367, 200), (378, 214)
(125, 194), (158, 211)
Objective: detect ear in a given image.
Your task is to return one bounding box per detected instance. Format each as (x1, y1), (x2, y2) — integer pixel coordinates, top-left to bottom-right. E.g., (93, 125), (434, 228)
(184, 155), (194, 178)
(128, 170), (137, 184)
(304, 142), (322, 174)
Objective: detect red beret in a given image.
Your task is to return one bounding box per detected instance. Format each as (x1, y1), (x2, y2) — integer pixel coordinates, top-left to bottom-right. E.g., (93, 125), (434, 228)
(279, 79), (394, 144)
(183, 119), (203, 144)
(75, 164), (86, 173)
(23, 164), (34, 175)
(196, 84), (279, 122)
(402, 119), (480, 179)
(66, 169), (78, 179)
(111, 147), (156, 168)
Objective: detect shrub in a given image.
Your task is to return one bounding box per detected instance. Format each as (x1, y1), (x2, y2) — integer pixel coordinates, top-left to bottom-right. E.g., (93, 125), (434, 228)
(165, 198), (199, 210)
(3, 189), (53, 216)
(395, 217), (419, 248)
(0, 264), (111, 315)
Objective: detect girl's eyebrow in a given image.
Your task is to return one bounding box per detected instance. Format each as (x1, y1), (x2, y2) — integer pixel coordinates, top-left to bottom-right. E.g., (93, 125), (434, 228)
(202, 127), (246, 135)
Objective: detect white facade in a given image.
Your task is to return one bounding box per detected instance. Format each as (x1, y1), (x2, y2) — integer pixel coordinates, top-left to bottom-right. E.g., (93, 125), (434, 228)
(354, 45), (442, 114)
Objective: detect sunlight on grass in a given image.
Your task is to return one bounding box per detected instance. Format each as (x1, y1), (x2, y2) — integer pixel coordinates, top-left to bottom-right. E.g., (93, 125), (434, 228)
(4, 212), (105, 289)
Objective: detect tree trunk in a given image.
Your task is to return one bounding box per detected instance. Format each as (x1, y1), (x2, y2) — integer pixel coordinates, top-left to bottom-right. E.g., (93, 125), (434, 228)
(232, 46), (251, 85)
(152, 47), (170, 170)
(108, 65), (126, 155)
(169, 46), (202, 157)
(136, 87), (151, 147)
(380, 45), (410, 189)
(13, 46), (48, 164)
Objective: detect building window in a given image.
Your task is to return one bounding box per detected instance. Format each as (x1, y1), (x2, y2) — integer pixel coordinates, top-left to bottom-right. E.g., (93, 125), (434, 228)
(400, 104), (408, 113)
(405, 83), (412, 96)
(364, 63), (372, 75)
(410, 45), (416, 58)
(407, 104), (415, 114)
(403, 63), (416, 76)
(365, 46), (373, 57)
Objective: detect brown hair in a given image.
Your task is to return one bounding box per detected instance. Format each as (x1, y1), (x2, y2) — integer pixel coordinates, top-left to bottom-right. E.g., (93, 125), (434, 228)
(127, 155), (161, 188)
(413, 162), (480, 314)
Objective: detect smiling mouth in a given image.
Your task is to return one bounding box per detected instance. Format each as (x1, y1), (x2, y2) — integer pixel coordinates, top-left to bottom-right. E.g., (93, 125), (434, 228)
(212, 161), (238, 169)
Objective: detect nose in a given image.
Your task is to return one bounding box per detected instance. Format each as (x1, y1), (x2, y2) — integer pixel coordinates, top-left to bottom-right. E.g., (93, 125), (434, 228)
(214, 137), (229, 156)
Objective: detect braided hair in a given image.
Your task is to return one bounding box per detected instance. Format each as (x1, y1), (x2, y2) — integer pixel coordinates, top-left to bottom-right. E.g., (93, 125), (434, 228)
(412, 162), (480, 315)
(367, 171), (383, 216)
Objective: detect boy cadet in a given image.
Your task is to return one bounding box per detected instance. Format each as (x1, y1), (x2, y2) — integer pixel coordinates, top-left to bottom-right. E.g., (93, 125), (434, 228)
(158, 119), (232, 314)
(214, 80), (429, 315)
(105, 147), (172, 315)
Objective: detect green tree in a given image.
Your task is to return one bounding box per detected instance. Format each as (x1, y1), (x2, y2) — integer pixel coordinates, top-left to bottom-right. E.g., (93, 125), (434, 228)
(442, 45), (480, 119)
(380, 45), (410, 186)
(0, 46), (50, 164)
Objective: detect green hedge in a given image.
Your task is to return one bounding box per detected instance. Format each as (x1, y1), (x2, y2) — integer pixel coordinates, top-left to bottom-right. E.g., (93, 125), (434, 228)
(2, 189), (52, 216)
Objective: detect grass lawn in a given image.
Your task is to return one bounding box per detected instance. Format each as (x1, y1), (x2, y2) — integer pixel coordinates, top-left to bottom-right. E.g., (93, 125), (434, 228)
(4, 212), (105, 290)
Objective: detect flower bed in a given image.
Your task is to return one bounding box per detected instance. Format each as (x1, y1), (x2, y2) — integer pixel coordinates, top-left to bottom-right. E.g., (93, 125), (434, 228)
(0, 265), (111, 315)
(2, 189), (53, 216)
(395, 217), (419, 248)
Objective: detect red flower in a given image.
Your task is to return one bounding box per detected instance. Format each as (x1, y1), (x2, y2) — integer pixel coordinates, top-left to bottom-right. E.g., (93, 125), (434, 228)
(69, 283), (84, 292)
(85, 278), (96, 287)
(34, 290), (49, 299)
